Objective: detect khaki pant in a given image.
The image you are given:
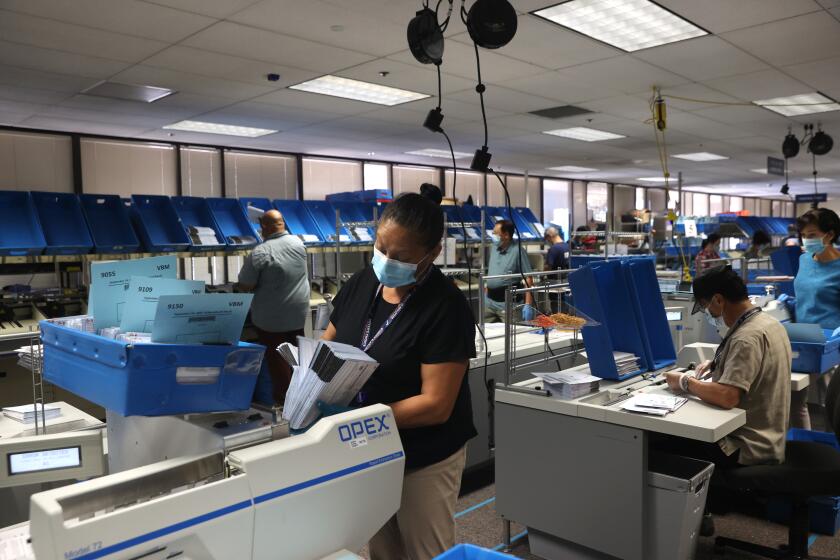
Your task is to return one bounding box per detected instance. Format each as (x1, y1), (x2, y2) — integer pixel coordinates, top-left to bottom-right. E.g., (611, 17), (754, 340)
(369, 446), (467, 560)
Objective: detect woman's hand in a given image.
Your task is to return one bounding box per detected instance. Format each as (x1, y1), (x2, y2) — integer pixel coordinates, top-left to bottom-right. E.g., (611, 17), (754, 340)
(390, 361), (469, 429)
(321, 322), (337, 341)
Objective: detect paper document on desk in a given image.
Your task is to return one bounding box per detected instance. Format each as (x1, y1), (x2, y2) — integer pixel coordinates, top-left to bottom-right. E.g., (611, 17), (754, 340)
(120, 277), (205, 333)
(534, 366), (600, 399)
(3, 403), (61, 424)
(620, 394), (687, 416)
(88, 256), (177, 330)
(150, 293), (253, 344)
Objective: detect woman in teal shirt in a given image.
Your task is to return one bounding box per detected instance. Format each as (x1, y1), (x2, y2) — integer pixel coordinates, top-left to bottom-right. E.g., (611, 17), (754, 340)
(792, 208), (840, 428)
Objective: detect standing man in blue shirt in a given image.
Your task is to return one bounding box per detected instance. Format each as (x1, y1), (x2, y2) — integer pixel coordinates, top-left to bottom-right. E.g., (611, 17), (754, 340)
(238, 209), (310, 405)
(543, 226), (570, 272)
(485, 219), (535, 323)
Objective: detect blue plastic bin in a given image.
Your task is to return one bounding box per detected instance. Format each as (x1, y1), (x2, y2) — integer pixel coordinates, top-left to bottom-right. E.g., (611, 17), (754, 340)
(484, 206), (539, 241)
(171, 196), (226, 252)
(789, 330), (840, 374)
(443, 205), (483, 243)
(272, 200), (325, 246)
(30, 192), (94, 255)
(206, 197), (259, 250)
(767, 429), (840, 535)
(130, 195), (191, 253)
(434, 544), (515, 559)
(0, 191), (47, 256)
(330, 201), (375, 243)
(79, 194), (141, 254)
(515, 206), (545, 238)
(304, 200), (355, 244)
(41, 321), (264, 416)
(623, 259), (677, 370)
(239, 197), (273, 240)
(569, 261), (649, 380)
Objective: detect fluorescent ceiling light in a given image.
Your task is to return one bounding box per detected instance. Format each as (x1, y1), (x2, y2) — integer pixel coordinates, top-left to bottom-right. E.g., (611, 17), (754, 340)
(749, 168), (768, 174)
(672, 152), (728, 162)
(533, 0), (707, 52)
(754, 92), (840, 116)
(405, 148), (472, 159)
(548, 165), (599, 172)
(637, 177), (671, 182)
(163, 120), (277, 138)
(289, 75), (429, 106)
(802, 177), (833, 183)
(543, 127), (625, 142)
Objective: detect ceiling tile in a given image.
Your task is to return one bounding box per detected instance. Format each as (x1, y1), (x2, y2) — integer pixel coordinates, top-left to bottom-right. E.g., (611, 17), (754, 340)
(656, 0), (822, 33)
(664, 112), (759, 140)
(397, 95), (509, 120)
(485, 16), (620, 70)
(488, 112), (622, 135)
(0, 64), (98, 94)
(703, 69), (813, 100)
(0, 41), (131, 79)
(721, 12), (840, 66)
(447, 86), (565, 114)
(0, 85), (69, 105)
(196, 101), (345, 131)
(557, 56), (692, 96)
(139, 0), (261, 18)
(784, 56), (840, 96)
(652, 83), (743, 112)
(1, 0), (216, 43)
(335, 59), (476, 97)
(635, 36), (769, 82)
(357, 106), (471, 127)
(0, 111), (34, 125)
(0, 11), (167, 63)
(389, 41), (546, 83)
(183, 22), (373, 73)
(577, 95), (655, 121)
(229, 0), (408, 57)
(693, 105), (790, 127)
(143, 46), (318, 87)
(110, 65), (278, 101)
(20, 115), (151, 137)
(495, 72), (619, 104)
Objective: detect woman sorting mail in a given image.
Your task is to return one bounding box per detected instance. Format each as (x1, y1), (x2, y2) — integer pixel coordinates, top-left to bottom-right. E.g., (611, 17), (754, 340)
(322, 183), (477, 560)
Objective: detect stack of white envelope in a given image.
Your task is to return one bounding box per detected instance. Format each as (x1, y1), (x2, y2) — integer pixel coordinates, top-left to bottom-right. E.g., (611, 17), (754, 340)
(282, 337), (378, 430)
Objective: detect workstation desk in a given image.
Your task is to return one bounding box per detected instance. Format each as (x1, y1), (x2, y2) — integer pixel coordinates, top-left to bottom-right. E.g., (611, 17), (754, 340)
(494, 371), (746, 560)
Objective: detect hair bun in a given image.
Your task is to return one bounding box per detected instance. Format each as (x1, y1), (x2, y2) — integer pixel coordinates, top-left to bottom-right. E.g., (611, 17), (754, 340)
(419, 183), (443, 205)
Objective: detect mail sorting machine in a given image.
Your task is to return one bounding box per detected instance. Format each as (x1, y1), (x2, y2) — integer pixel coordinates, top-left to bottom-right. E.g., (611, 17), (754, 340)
(0, 404), (405, 560)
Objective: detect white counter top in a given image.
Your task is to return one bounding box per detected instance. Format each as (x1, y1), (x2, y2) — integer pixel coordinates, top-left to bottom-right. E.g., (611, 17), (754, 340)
(0, 401), (102, 439)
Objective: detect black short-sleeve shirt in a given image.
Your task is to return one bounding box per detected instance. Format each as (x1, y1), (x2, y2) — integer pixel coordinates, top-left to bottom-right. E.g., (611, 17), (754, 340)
(546, 242), (570, 270)
(330, 265), (477, 469)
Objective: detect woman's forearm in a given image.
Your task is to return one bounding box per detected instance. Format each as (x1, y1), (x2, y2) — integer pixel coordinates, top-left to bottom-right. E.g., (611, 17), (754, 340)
(390, 393), (453, 429)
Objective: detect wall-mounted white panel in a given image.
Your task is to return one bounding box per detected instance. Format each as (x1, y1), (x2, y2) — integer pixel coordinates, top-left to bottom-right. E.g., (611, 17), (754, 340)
(81, 138), (176, 195)
(393, 165), (438, 197)
(225, 151), (297, 200)
(0, 131), (72, 192)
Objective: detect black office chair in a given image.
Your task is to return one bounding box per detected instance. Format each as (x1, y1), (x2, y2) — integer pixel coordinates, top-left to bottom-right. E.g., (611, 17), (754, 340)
(714, 372), (840, 559)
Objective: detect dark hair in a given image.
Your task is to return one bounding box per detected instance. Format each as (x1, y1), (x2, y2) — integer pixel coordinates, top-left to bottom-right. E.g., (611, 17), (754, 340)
(379, 184), (444, 250)
(496, 219), (515, 237)
(797, 208), (840, 243)
(692, 265), (748, 310)
(700, 232), (721, 249)
(752, 230), (771, 246)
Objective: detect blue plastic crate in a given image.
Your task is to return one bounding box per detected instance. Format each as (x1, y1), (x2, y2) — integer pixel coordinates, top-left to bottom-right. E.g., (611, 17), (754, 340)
(0, 191), (47, 256)
(484, 207), (539, 241)
(30, 192), (94, 255)
(41, 321), (264, 416)
(330, 201), (375, 244)
(272, 199), (325, 246)
(435, 544), (515, 559)
(130, 195), (191, 253)
(767, 429), (840, 535)
(790, 330), (840, 374)
(171, 196), (226, 252)
(443, 205), (483, 243)
(79, 194), (141, 254)
(206, 197), (259, 250)
(239, 197), (273, 240)
(303, 200), (356, 244)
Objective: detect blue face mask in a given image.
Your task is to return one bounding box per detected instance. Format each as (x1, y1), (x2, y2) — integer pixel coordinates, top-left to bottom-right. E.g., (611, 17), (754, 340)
(803, 238), (825, 255)
(490, 234), (501, 246)
(372, 247), (429, 288)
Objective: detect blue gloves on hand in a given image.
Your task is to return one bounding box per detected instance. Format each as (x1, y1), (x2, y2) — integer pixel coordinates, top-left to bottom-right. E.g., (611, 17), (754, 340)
(522, 305), (536, 322)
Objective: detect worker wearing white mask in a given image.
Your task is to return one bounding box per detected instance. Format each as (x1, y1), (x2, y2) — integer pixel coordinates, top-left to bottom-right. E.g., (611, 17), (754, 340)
(322, 184), (477, 560)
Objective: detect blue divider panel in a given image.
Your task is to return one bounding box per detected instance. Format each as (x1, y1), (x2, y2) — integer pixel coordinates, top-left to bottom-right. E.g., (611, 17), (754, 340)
(79, 194), (140, 254)
(330, 201), (375, 243)
(623, 259), (677, 370)
(568, 260), (649, 380)
(206, 197), (259, 250)
(0, 191), (46, 256)
(272, 200), (325, 246)
(130, 195), (191, 253)
(171, 196), (226, 252)
(31, 192), (92, 255)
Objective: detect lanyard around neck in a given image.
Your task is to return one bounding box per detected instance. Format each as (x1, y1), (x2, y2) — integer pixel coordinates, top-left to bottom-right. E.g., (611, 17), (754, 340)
(711, 307), (762, 372)
(359, 266), (434, 352)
